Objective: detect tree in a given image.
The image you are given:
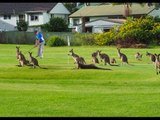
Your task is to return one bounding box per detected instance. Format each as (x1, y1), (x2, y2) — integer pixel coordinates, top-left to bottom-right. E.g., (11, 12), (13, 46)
(16, 20), (28, 31)
(63, 3), (78, 14)
(112, 3), (145, 18)
(42, 17), (69, 32)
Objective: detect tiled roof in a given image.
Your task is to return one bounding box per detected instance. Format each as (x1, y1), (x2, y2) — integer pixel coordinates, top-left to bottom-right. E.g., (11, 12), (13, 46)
(69, 3), (155, 17)
(0, 3), (57, 14)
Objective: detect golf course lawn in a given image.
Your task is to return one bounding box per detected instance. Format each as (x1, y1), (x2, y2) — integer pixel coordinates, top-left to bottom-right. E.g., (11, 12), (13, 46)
(0, 44), (160, 117)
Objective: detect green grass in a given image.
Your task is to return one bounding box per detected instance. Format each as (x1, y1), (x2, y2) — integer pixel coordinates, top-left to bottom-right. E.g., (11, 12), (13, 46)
(0, 44), (160, 117)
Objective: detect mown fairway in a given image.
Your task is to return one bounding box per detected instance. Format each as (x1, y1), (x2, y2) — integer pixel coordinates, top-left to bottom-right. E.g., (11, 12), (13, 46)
(0, 44), (160, 117)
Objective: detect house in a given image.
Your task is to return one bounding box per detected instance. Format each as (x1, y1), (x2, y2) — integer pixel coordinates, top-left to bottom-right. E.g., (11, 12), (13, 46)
(75, 19), (125, 33)
(0, 3), (70, 31)
(69, 3), (156, 33)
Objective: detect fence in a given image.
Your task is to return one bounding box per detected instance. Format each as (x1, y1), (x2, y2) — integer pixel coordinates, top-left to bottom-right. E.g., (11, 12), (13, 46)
(0, 31), (75, 44)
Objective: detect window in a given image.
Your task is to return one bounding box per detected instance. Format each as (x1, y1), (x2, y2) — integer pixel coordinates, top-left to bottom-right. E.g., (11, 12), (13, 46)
(3, 15), (11, 20)
(73, 19), (79, 26)
(30, 15), (39, 21)
(19, 15), (25, 21)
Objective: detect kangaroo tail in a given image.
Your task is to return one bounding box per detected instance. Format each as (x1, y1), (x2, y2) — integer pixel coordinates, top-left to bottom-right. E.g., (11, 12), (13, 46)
(96, 67), (112, 70)
(38, 66), (48, 69)
(129, 64), (134, 66)
(127, 63), (134, 66)
(109, 64), (120, 67)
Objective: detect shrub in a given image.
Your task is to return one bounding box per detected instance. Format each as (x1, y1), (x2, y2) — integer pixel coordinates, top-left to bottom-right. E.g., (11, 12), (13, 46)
(94, 31), (115, 46)
(46, 36), (66, 47)
(72, 33), (96, 46)
(42, 17), (69, 32)
(16, 20), (28, 31)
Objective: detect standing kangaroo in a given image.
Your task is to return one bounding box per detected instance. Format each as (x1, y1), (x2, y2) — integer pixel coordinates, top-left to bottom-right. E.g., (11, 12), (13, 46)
(146, 51), (156, 63)
(154, 54), (160, 75)
(68, 48), (86, 64)
(117, 48), (130, 65)
(16, 46), (20, 59)
(75, 57), (112, 70)
(135, 52), (143, 61)
(91, 50), (99, 64)
(98, 50), (119, 66)
(17, 51), (30, 67)
(28, 52), (47, 69)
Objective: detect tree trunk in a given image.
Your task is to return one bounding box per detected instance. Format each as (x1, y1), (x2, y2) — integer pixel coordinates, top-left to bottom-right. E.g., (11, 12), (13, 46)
(81, 17), (85, 33)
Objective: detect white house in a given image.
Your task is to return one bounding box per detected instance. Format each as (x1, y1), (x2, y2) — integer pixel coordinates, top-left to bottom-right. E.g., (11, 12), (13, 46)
(0, 3), (70, 31)
(69, 3), (156, 33)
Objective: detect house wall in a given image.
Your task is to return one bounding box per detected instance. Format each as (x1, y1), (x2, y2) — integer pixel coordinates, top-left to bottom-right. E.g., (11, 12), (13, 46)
(43, 12), (50, 24)
(27, 13), (44, 26)
(50, 3), (70, 14)
(50, 3), (70, 23)
(93, 27), (104, 33)
(0, 15), (17, 26)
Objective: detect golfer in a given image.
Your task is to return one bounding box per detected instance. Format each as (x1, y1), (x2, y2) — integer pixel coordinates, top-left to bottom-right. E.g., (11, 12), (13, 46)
(34, 30), (45, 59)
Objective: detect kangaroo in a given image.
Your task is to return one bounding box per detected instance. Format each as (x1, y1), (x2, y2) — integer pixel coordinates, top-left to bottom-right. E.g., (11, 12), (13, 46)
(91, 50), (99, 64)
(117, 48), (132, 65)
(146, 51), (156, 63)
(135, 52), (143, 61)
(111, 58), (116, 64)
(17, 51), (30, 67)
(75, 57), (112, 70)
(154, 54), (160, 75)
(28, 52), (47, 69)
(16, 46), (20, 59)
(98, 50), (119, 66)
(68, 48), (86, 64)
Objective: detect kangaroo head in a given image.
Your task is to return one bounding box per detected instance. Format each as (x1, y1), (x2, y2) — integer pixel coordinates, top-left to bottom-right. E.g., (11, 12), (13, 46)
(16, 46), (20, 51)
(146, 51), (151, 56)
(28, 52), (32, 56)
(97, 50), (101, 54)
(117, 48), (121, 52)
(154, 54), (158, 57)
(69, 49), (73, 53)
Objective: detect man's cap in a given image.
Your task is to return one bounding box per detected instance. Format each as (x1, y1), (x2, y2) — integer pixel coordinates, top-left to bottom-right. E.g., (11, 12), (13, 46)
(34, 30), (38, 34)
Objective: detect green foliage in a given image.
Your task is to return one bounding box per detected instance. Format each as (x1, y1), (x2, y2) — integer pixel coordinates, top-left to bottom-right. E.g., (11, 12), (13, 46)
(71, 33), (96, 46)
(46, 36), (66, 47)
(63, 3), (78, 14)
(94, 16), (160, 47)
(16, 20), (28, 31)
(42, 17), (69, 32)
(94, 31), (116, 46)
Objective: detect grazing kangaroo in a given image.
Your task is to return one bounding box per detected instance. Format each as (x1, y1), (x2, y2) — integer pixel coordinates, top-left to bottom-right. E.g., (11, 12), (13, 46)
(28, 52), (47, 69)
(17, 51), (30, 67)
(68, 48), (86, 64)
(111, 58), (116, 64)
(117, 48), (133, 65)
(91, 50), (99, 64)
(146, 51), (156, 63)
(135, 52), (143, 61)
(75, 57), (112, 70)
(154, 54), (160, 75)
(98, 50), (119, 66)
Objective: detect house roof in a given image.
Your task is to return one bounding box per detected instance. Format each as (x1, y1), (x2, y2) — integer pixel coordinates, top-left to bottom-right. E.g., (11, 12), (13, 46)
(69, 3), (155, 18)
(0, 3), (57, 14)
(0, 19), (16, 31)
(85, 19), (121, 27)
